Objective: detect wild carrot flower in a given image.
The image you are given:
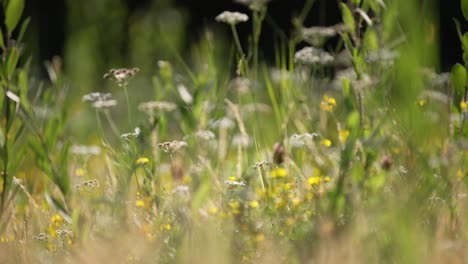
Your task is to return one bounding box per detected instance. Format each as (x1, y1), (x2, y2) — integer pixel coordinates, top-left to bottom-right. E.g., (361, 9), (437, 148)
(195, 130), (216, 141)
(138, 101), (177, 115)
(210, 117), (235, 129)
(225, 180), (246, 189)
(294, 47), (334, 66)
(320, 95), (336, 112)
(289, 133), (318, 147)
(227, 77), (251, 95)
(121, 127), (141, 139)
(232, 134), (250, 147)
(215, 11), (249, 25)
(71, 145), (101, 156)
(103, 67), (139, 87)
(82, 92), (117, 109)
(158, 140), (187, 153)
(300, 24), (344, 47)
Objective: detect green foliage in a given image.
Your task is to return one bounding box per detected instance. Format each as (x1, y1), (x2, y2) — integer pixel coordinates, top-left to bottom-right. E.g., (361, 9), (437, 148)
(0, 0), (467, 263)
(462, 0), (468, 22)
(4, 0), (24, 36)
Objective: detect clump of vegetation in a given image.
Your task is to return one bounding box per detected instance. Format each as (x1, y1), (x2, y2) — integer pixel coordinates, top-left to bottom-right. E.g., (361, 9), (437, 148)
(1, 0), (468, 263)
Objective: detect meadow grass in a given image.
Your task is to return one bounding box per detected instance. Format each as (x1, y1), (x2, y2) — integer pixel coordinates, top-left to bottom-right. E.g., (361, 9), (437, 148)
(1, 0), (468, 263)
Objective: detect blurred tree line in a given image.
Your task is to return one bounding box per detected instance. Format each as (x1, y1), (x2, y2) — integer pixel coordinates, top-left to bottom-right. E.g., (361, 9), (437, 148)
(22, 0), (468, 92)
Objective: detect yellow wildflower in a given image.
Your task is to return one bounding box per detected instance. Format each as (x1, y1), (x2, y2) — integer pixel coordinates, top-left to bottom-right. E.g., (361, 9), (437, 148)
(229, 201), (240, 209)
(208, 206), (219, 215)
(51, 214), (63, 227)
(249, 200), (259, 209)
(229, 201), (241, 214)
(322, 176), (331, 182)
(292, 197), (301, 206)
(255, 233), (265, 242)
(136, 157), (149, 166)
(320, 139), (332, 147)
(75, 168), (85, 177)
(456, 169), (464, 180)
(461, 101), (468, 111)
(135, 199), (145, 208)
(339, 129), (350, 144)
(417, 99), (426, 107)
(320, 95), (337, 112)
(270, 167), (287, 178)
(308, 176), (321, 186)
(164, 224), (171, 231)
(228, 176), (236, 181)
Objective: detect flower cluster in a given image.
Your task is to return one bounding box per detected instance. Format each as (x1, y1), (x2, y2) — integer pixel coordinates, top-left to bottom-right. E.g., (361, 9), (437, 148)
(82, 92), (117, 109)
(103, 67), (139, 87)
(320, 95), (336, 112)
(294, 47), (334, 66)
(158, 140), (188, 153)
(215, 11), (249, 25)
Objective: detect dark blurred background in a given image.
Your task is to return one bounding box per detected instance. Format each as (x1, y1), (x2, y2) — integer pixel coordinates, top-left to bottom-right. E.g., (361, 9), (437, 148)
(24, 0), (467, 77)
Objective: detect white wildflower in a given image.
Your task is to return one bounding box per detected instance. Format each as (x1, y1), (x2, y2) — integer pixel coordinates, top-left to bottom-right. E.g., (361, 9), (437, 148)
(232, 134), (250, 147)
(224, 180), (246, 187)
(138, 101), (177, 114)
(103, 67), (139, 86)
(195, 130), (216, 141)
(289, 133), (318, 148)
(228, 77), (251, 95)
(121, 127), (141, 139)
(215, 11), (249, 25)
(82, 92), (117, 109)
(158, 140), (188, 153)
(294, 47), (334, 66)
(71, 145), (101, 155)
(252, 161), (274, 169)
(92, 99), (117, 109)
(177, 84), (193, 104)
(301, 25), (339, 47)
(210, 117), (235, 129)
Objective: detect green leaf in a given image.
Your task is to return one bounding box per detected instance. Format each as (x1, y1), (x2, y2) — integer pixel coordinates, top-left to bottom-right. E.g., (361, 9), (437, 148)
(6, 47), (19, 79)
(0, 28), (4, 50)
(453, 18), (463, 40)
(5, 0), (25, 36)
(363, 28), (379, 51)
(463, 33), (468, 51)
(451, 63), (467, 96)
(462, 0), (468, 22)
(341, 3), (355, 33)
(17, 16), (30, 44)
(18, 69), (30, 112)
(44, 192), (70, 217)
